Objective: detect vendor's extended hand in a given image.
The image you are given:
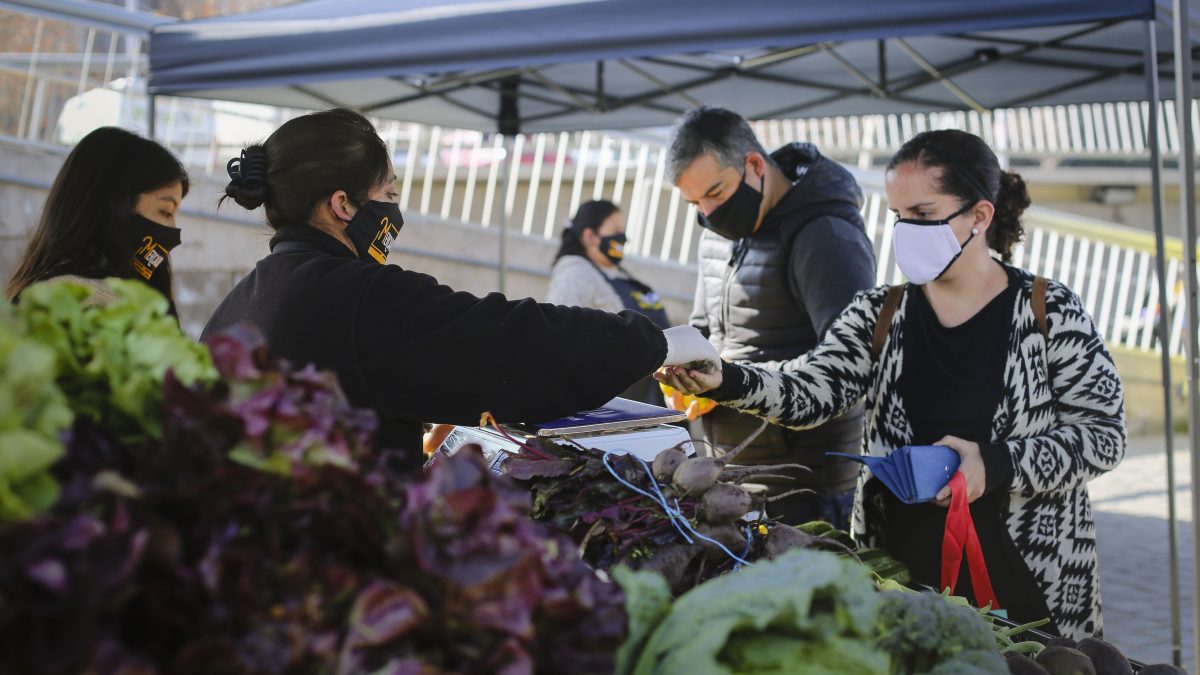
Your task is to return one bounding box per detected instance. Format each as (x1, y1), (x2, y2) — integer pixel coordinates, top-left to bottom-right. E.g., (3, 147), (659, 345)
(653, 363), (723, 395)
(934, 435), (986, 506)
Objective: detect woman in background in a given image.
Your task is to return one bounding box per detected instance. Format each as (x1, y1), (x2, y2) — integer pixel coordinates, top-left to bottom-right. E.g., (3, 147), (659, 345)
(8, 127), (188, 314)
(547, 200), (671, 405)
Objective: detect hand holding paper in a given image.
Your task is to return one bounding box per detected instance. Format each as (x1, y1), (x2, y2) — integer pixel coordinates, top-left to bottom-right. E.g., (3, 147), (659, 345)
(660, 325), (720, 371)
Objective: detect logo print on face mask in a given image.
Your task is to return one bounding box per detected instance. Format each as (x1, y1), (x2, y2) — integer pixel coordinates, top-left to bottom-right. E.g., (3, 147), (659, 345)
(132, 236), (170, 280)
(598, 233), (626, 264)
(368, 216), (400, 264)
(346, 200), (405, 264)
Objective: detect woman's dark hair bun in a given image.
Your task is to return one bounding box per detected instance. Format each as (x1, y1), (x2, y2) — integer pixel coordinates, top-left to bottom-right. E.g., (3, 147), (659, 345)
(989, 170), (1031, 262)
(223, 145), (268, 210)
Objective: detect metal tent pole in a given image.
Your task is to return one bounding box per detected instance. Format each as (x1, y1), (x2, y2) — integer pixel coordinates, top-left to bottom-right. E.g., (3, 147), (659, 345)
(1171, 0), (1200, 663)
(1145, 19), (1183, 667)
(496, 76), (520, 294)
(147, 92), (156, 140)
(498, 134), (509, 293)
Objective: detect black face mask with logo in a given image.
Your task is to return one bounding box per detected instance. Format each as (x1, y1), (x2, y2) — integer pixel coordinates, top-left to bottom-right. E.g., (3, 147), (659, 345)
(697, 169), (764, 241)
(598, 232), (626, 265)
(345, 200), (404, 264)
(126, 214), (182, 315)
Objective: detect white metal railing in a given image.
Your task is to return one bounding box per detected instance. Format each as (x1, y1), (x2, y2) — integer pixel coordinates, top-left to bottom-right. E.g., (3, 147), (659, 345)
(751, 100), (1200, 165)
(1, 6), (1191, 358)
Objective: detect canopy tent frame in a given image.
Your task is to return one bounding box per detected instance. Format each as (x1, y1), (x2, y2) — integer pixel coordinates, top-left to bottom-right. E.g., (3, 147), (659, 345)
(139, 2), (1200, 660)
(1145, 18), (1184, 665)
(150, 21), (1190, 133)
(131, 0), (1200, 662)
(3, 0), (1196, 665)
(328, 35), (1193, 132)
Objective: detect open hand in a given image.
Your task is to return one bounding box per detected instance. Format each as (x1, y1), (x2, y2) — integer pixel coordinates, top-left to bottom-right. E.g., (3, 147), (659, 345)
(653, 363), (723, 395)
(934, 435), (986, 506)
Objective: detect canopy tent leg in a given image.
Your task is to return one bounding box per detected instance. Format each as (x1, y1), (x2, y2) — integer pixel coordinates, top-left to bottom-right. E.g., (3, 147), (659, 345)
(1171, 0), (1200, 665)
(1145, 18), (1183, 668)
(498, 133), (509, 293)
(496, 76), (520, 294)
(147, 92), (156, 140)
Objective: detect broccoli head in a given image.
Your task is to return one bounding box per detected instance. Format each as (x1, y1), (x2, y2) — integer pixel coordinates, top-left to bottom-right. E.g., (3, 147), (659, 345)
(875, 590), (1004, 674)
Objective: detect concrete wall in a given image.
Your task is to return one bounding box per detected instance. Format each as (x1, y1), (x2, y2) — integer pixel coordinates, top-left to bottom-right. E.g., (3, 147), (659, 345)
(1112, 347), (1189, 437)
(1028, 182), (1200, 237)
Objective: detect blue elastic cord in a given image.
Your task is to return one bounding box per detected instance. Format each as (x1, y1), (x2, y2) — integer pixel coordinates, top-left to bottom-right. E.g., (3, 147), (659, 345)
(601, 452), (693, 543)
(601, 453), (751, 566)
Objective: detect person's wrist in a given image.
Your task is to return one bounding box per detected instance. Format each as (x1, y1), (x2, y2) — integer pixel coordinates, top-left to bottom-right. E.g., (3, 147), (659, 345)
(981, 441), (1013, 494)
(707, 361), (744, 400)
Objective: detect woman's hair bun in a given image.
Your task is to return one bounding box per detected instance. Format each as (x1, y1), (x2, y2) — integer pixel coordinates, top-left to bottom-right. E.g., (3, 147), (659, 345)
(223, 145), (268, 210)
(988, 170), (1031, 262)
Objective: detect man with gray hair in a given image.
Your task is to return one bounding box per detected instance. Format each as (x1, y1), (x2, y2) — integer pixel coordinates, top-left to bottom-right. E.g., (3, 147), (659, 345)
(667, 106), (875, 528)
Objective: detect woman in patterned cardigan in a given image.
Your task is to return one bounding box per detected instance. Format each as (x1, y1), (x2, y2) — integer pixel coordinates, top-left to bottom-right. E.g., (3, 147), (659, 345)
(658, 129), (1125, 639)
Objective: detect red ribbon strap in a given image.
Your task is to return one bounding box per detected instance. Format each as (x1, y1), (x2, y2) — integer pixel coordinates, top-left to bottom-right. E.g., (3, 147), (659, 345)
(941, 471), (1002, 611)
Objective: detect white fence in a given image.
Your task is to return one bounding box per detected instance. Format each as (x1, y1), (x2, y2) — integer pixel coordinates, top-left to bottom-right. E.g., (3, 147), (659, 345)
(750, 101), (1200, 162)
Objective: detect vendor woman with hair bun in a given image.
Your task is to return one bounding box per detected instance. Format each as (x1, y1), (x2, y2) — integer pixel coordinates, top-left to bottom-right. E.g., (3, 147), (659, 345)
(658, 129), (1126, 639)
(547, 200), (671, 405)
(203, 108), (717, 471)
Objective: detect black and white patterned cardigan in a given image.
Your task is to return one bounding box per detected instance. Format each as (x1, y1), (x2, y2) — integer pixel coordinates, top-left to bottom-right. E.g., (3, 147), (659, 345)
(711, 265), (1126, 639)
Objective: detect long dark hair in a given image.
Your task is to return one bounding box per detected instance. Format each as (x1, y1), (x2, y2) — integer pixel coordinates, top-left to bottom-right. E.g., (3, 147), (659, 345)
(7, 127), (189, 300)
(222, 108), (390, 230)
(887, 129), (1031, 261)
(553, 200), (620, 264)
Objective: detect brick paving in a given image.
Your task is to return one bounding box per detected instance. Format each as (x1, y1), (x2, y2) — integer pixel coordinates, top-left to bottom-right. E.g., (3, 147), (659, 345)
(1091, 435), (1194, 671)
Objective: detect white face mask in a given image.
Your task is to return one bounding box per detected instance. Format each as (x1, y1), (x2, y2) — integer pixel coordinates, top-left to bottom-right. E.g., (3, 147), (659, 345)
(891, 202), (979, 285)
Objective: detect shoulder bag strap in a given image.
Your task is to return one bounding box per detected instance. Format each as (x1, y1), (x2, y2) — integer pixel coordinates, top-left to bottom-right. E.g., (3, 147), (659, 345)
(871, 285), (905, 362)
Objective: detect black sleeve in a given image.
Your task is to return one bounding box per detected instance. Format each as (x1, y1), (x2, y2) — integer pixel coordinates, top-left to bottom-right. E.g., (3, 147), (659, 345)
(788, 217), (877, 340)
(353, 266), (668, 426)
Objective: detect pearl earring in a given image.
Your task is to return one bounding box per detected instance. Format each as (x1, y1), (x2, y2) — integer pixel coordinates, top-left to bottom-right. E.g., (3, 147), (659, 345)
(971, 228), (979, 234)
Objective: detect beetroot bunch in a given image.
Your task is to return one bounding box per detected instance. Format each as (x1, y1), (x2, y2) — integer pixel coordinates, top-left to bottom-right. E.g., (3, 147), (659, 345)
(511, 424), (860, 595)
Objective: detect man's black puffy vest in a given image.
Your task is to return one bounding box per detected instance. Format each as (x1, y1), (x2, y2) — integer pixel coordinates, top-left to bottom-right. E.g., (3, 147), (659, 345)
(697, 144), (866, 362)
(694, 143), (873, 500)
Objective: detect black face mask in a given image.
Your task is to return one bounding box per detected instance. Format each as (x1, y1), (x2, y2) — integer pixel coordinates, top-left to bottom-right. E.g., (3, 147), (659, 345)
(697, 169), (764, 241)
(125, 214), (181, 316)
(598, 233), (626, 264)
(345, 200), (404, 264)
(128, 214), (181, 282)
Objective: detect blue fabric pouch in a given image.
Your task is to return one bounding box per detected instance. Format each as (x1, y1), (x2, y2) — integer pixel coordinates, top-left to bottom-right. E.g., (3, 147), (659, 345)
(827, 445), (961, 504)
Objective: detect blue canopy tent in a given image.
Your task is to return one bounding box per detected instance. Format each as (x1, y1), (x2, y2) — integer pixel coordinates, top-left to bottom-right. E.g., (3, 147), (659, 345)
(142, 0), (1177, 133)
(123, 0), (1200, 664)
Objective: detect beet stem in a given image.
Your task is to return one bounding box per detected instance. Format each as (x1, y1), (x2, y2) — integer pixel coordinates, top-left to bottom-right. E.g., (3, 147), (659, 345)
(766, 488), (817, 502)
(720, 420), (771, 465)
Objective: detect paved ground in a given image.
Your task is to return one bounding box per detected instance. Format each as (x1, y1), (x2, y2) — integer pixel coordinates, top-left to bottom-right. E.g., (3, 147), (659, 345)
(1092, 435), (1195, 671)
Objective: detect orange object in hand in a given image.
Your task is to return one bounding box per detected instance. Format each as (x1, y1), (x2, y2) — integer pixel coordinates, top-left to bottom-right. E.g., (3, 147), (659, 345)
(422, 423), (455, 455)
(659, 382), (717, 421)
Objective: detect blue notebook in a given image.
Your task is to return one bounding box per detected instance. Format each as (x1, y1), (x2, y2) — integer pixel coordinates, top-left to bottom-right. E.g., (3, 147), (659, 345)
(525, 397), (685, 436)
(827, 445), (961, 504)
